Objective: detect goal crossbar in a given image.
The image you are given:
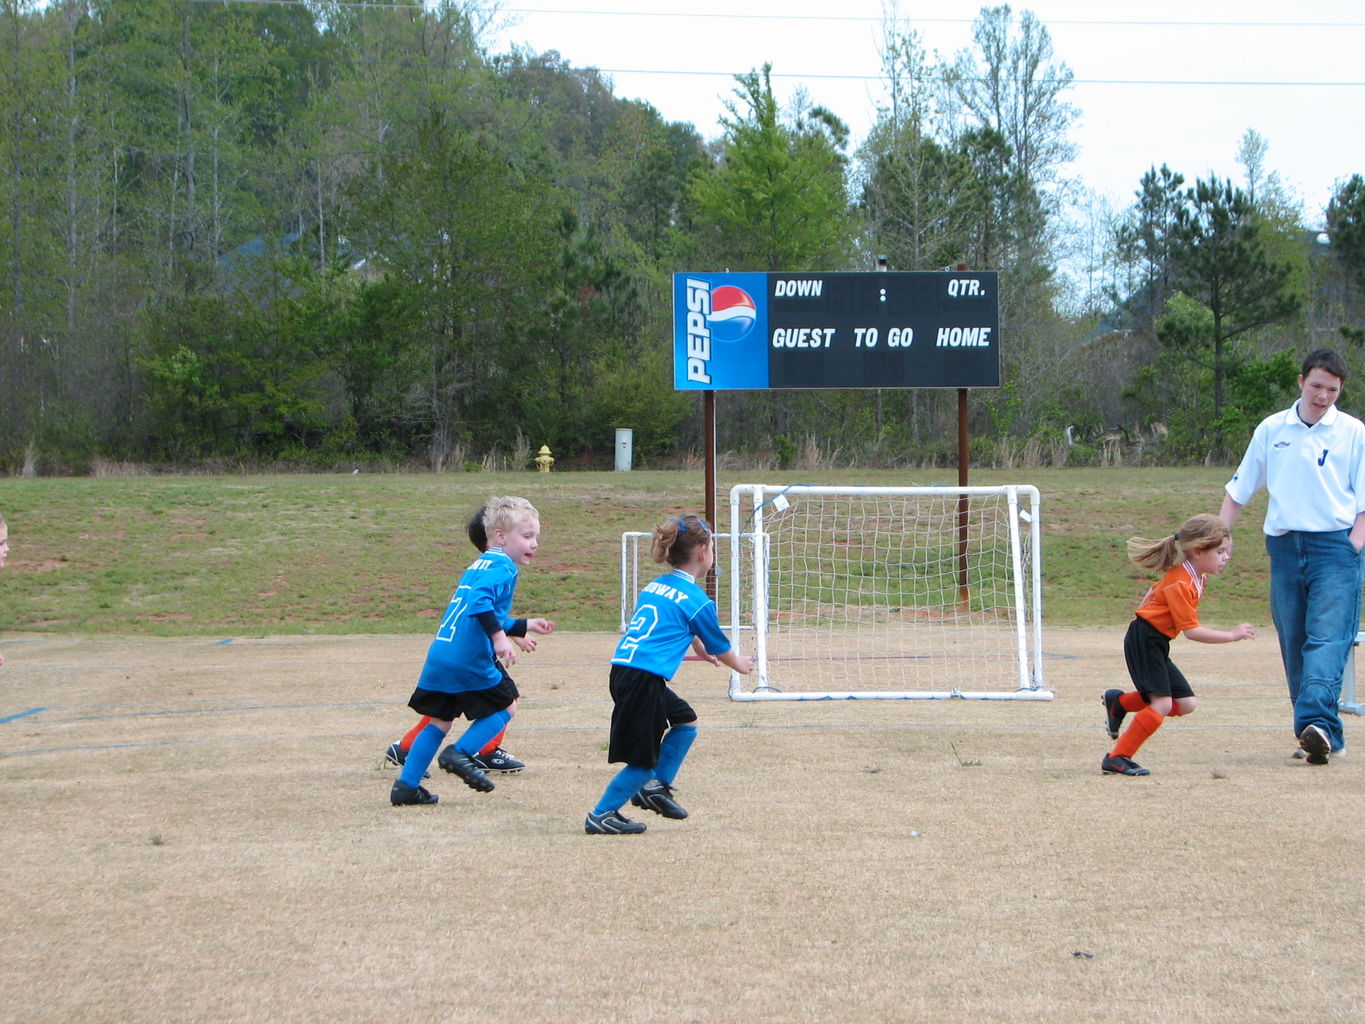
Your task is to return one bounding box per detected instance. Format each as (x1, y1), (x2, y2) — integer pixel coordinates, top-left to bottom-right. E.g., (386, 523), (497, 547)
(725, 483), (1049, 702)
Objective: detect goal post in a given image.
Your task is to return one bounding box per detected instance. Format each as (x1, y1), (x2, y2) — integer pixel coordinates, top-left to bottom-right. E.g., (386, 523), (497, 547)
(725, 483), (1048, 702)
(619, 530), (739, 632)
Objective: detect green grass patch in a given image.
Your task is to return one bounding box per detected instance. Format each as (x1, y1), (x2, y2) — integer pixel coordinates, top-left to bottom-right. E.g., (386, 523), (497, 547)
(0, 466), (1268, 636)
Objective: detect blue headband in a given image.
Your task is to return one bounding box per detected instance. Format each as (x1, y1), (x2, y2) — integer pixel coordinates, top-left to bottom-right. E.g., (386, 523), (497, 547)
(673, 516), (710, 535)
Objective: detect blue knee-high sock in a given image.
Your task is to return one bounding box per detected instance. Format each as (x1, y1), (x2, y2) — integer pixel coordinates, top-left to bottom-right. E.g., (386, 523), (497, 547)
(654, 724), (697, 786)
(593, 765), (652, 815)
(400, 724), (446, 787)
(454, 708), (512, 756)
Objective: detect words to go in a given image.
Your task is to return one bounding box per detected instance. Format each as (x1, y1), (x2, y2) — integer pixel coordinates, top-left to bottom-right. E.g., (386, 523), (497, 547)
(853, 328), (914, 348)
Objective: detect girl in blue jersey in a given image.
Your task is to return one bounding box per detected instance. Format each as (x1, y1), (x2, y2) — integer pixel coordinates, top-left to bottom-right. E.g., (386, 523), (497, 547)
(585, 513), (753, 835)
(390, 496), (543, 806)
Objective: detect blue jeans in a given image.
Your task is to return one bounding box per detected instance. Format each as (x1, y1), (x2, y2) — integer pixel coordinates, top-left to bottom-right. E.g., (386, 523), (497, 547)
(1266, 530), (1362, 751)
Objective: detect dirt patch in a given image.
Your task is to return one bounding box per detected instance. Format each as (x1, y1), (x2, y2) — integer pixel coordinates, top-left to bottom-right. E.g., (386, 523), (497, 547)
(0, 629), (1359, 1024)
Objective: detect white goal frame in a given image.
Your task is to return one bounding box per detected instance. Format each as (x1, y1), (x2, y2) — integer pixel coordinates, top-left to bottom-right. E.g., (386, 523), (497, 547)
(724, 483), (1048, 702)
(619, 531), (738, 632)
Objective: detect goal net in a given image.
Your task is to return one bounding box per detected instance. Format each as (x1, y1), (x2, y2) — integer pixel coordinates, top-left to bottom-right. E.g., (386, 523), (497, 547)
(724, 483), (1047, 702)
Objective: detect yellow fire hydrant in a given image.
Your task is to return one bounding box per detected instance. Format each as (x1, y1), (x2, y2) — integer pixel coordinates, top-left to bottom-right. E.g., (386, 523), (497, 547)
(534, 445), (555, 472)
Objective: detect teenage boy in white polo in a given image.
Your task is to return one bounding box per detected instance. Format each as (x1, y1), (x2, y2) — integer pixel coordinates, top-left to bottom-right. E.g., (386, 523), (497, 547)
(1221, 349), (1365, 765)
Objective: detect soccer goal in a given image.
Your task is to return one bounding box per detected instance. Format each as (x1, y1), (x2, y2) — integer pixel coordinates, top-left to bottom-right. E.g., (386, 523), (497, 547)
(724, 483), (1048, 702)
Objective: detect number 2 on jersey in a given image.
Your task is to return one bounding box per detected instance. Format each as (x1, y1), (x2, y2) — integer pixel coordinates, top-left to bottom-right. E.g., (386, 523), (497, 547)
(617, 604), (660, 662)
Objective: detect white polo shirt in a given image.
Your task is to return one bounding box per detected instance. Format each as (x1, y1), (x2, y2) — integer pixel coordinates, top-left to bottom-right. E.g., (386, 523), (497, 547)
(1225, 401), (1365, 535)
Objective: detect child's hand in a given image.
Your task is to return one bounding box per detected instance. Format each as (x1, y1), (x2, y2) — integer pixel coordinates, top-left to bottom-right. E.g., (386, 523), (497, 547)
(689, 636), (718, 665)
(513, 635), (537, 653)
(527, 618), (555, 635)
(1233, 622), (1256, 641)
(494, 633), (518, 666)
(717, 642), (754, 675)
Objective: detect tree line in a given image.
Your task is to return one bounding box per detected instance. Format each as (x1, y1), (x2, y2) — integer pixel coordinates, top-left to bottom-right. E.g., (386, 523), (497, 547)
(2, 0), (1363, 474)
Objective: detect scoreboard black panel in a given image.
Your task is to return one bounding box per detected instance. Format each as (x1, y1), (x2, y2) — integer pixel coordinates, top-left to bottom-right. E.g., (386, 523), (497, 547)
(673, 271), (999, 391)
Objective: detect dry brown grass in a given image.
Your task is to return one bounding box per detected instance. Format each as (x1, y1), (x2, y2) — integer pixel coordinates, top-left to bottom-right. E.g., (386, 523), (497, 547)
(0, 630), (1361, 1024)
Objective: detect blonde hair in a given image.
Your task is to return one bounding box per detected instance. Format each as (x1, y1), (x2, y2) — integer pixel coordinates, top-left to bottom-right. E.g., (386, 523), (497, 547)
(1127, 513), (1228, 572)
(651, 512), (712, 567)
(482, 496), (538, 536)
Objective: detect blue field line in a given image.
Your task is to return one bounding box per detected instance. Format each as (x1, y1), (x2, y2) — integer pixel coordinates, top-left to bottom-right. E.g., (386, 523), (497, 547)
(1, 697), (413, 726)
(3, 738), (210, 757)
(0, 707), (49, 724)
(50, 699), (394, 724)
(13, 657), (415, 673)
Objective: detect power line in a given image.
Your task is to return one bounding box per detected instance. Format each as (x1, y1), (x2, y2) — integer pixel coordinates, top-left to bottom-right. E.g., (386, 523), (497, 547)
(502, 8), (1365, 30)
(28, 2), (1365, 88)
(536, 69), (1365, 88)
(34, 45), (1365, 89)
(179, 0), (1365, 30)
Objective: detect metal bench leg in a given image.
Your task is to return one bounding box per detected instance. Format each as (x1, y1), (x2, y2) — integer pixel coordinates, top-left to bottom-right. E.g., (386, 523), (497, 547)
(1343, 631), (1364, 716)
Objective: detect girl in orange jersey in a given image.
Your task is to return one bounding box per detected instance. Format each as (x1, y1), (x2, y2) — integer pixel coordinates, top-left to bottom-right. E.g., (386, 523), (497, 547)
(1101, 513), (1256, 776)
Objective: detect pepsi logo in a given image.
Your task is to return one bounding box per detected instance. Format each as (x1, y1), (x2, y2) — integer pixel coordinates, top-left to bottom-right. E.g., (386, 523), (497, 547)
(706, 285), (756, 342)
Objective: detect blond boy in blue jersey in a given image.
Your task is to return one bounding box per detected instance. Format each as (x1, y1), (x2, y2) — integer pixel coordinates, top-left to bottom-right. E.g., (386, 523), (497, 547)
(390, 497), (544, 805)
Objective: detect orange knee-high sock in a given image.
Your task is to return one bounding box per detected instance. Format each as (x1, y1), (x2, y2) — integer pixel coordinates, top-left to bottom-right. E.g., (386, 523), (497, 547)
(479, 726), (508, 757)
(1119, 691), (1147, 712)
(399, 716), (433, 752)
(1111, 705), (1165, 759)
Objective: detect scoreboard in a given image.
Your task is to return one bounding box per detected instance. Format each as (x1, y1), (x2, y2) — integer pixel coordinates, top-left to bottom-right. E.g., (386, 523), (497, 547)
(672, 271), (999, 391)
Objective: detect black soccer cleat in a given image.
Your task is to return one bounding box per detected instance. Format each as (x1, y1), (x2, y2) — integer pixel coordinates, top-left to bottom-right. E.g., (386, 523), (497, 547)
(390, 780), (439, 806)
(437, 745), (495, 792)
(1298, 724), (1330, 765)
(383, 742), (428, 778)
(1101, 754), (1150, 777)
(584, 810), (647, 835)
(471, 747), (525, 774)
(631, 780), (688, 819)
(1102, 689), (1127, 740)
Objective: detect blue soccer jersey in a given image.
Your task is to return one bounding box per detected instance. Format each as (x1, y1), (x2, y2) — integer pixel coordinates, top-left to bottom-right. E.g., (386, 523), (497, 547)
(612, 568), (731, 679)
(417, 548), (519, 693)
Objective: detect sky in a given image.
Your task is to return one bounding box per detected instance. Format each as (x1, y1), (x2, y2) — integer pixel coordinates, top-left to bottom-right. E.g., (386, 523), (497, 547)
(486, 0), (1365, 225)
